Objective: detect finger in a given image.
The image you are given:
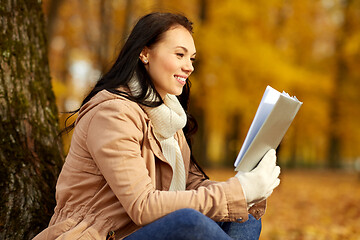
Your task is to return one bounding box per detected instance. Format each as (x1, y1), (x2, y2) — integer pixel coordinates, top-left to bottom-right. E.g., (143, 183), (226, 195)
(266, 149), (277, 168)
(260, 149), (277, 167)
(269, 178), (280, 191)
(253, 149), (276, 172)
(265, 178), (280, 198)
(271, 166), (281, 180)
(263, 189), (273, 199)
(261, 178), (280, 202)
(266, 148), (276, 156)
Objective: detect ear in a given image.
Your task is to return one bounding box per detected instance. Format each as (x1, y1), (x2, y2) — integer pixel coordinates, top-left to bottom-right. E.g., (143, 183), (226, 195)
(139, 47), (150, 64)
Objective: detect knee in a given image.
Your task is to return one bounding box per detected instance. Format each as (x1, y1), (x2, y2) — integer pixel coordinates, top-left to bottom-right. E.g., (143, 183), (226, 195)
(248, 214), (262, 233)
(171, 208), (209, 229)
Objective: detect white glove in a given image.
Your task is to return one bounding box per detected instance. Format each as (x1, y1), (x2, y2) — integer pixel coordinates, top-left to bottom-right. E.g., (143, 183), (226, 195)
(235, 149), (281, 205)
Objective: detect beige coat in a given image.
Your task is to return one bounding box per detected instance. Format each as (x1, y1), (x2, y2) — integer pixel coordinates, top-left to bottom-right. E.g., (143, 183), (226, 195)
(33, 90), (266, 240)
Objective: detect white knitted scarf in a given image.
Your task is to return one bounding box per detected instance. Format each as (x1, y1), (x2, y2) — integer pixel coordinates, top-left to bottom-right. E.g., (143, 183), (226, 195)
(128, 77), (187, 191)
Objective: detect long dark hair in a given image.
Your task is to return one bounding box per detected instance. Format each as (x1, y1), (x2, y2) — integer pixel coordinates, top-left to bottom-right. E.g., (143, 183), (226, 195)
(64, 12), (208, 178)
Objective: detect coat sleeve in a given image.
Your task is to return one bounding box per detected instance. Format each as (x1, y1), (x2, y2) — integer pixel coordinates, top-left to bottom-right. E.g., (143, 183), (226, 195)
(181, 132), (267, 221)
(86, 100), (249, 225)
(186, 160), (217, 189)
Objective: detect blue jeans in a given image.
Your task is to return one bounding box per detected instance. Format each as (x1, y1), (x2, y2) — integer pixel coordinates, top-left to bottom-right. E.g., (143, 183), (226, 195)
(124, 208), (261, 240)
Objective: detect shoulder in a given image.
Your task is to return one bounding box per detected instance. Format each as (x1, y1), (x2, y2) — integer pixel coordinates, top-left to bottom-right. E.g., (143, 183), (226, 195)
(74, 90), (150, 139)
(83, 90), (149, 145)
(95, 90), (147, 116)
(79, 89), (149, 123)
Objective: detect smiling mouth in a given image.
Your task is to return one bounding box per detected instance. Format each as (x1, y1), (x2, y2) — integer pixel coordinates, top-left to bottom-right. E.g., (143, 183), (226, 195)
(174, 75), (187, 83)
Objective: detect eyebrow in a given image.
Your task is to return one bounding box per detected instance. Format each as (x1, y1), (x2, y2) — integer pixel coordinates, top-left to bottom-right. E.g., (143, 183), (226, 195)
(176, 46), (196, 56)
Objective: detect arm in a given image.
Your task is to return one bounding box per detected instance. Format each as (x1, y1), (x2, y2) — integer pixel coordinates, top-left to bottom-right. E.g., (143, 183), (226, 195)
(186, 159), (217, 190)
(182, 131), (270, 220)
(86, 100), (249, 226)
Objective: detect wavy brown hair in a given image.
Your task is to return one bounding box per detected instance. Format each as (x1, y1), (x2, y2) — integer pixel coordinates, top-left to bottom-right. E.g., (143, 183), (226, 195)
(63, 12), (208, 179)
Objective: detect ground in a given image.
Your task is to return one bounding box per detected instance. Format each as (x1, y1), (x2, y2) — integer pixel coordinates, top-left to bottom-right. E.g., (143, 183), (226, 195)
(206, 168), (360, 240)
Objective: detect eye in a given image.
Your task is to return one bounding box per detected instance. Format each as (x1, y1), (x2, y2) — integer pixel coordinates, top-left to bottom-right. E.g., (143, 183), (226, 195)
(190, 57), (196, 62)
(176, 53), (184, 58)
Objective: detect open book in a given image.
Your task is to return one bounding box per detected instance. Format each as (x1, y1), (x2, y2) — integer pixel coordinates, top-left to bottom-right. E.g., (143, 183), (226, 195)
(234, 86), (303, 172)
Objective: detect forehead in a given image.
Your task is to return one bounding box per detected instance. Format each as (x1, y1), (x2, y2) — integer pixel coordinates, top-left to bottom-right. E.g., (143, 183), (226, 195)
(155, 26), (196, 53)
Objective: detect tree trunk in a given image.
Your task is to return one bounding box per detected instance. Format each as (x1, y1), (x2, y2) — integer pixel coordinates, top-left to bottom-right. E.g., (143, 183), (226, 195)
(98, 0), (112, 73)
(199, 0), (208, 22)
(0, 0), (64, 239)
(121, 0), (134, 45)
(327, 0), (352, 168)
(46, 0), (64, 42)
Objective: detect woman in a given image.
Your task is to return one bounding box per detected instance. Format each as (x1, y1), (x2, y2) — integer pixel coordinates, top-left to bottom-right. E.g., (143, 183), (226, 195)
(34, 12), (280, 240)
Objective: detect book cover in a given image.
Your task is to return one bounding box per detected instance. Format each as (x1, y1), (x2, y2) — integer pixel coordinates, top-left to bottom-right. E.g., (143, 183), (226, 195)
(234, 86), (303, 172)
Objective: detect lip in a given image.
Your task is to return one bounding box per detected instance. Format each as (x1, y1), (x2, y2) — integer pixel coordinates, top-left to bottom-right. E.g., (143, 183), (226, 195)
(174, 75), (188, 86)
(175, 74), (188, 79)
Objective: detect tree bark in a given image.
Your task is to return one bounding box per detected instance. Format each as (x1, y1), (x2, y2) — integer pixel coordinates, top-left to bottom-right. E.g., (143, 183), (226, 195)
(0, 0), (64, 239)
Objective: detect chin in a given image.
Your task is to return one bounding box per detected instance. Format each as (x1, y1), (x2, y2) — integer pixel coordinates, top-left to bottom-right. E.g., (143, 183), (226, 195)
(174, 89), (183, 96)
(164, 88), (183, 97)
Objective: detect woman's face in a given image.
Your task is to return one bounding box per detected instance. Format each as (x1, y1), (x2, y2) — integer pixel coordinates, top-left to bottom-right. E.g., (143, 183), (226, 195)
(140, 26), (196, 98)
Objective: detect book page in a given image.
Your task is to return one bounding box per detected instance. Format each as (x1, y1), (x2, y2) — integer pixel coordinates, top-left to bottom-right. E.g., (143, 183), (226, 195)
(234, 85), (302, 171)
(234, 86), (280, 167)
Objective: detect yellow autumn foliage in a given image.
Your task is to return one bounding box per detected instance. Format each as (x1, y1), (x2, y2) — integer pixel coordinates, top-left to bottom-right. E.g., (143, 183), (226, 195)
(44, 0), (360, 167)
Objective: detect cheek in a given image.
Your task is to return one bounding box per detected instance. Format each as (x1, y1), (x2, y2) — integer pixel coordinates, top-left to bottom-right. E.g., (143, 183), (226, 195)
(148, 53), (179, 81)
(149, 57), (178, 82)
(160, 57), (178, 74)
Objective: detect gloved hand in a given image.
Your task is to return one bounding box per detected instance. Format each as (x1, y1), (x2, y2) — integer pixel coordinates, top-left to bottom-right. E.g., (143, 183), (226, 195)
(235, 149), (281, 205)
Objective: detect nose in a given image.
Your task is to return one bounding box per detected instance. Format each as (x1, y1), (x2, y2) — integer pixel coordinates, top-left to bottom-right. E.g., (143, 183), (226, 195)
(182, 59), (194, 74)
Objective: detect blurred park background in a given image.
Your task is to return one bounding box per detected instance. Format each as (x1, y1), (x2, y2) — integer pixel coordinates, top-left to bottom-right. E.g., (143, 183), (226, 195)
(45, 0), (360, 169)
(42, 0), (360, 239)
(1, 0), (360, 239)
